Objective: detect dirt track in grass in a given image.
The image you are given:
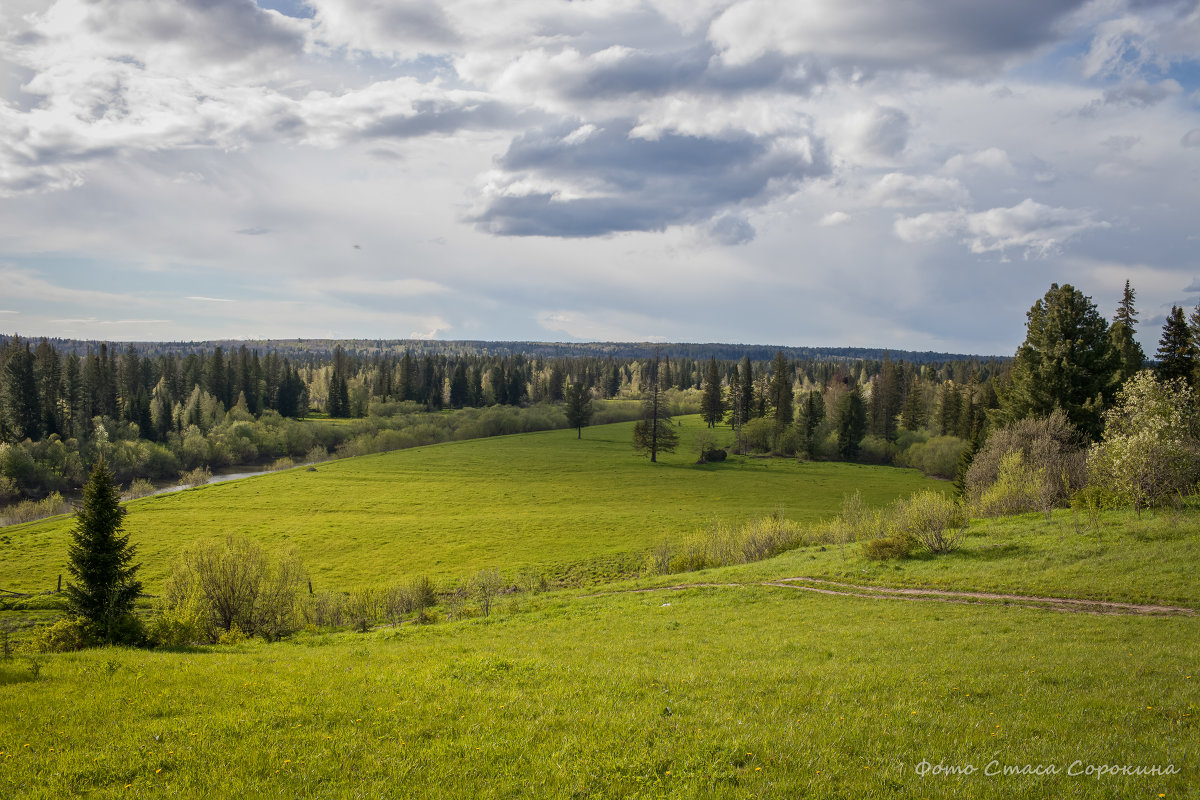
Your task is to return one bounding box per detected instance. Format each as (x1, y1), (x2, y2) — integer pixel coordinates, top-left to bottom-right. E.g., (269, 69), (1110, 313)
(591, 577), (1197, 616)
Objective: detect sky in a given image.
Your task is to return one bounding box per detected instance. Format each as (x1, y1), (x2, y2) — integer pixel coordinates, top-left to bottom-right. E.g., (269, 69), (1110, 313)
(1, 0), (1198, 356)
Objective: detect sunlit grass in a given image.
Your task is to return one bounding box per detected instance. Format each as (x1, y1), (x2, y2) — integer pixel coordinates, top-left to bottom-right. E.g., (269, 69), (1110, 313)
(1, 585), (1195, 799)
(0, 417), (940, 593)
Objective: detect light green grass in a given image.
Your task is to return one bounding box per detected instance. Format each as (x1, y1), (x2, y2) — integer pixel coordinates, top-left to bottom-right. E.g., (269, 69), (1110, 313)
(1, 585), (1195, 799)
(0, 417), (940, 593)
(648, 508), (1200, 609)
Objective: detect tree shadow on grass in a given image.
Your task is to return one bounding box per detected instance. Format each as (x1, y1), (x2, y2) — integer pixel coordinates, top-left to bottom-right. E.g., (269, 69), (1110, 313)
(957, 542), (1031, 561)
(0, 664), (38, 685)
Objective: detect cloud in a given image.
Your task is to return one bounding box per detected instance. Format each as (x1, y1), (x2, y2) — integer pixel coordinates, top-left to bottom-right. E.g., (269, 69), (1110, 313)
(894, 198), (1108, 256)
(471, 119), (827, 238)
(871, 172), (969, 207)
(841, 106), (910, 161)
(236, 227), (271, 236)
(818, 211), (851, 227)
(709, 0), (1089, 74)
(536, 309), (673, 341)
(1183, 129), (1200, 147)
(943, 147), (1013, 174)
(309, 0), (459, 56)
(1078, 78), (1182, 116)
(1185, 277), (1200, 293)
(707, 214), (756, 245)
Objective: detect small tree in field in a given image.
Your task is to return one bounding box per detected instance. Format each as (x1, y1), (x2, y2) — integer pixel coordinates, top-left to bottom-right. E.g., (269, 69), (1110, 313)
(65, 458), (142, 644)
(1087, 370), (1200, 515)
(564, 382), (593, 439)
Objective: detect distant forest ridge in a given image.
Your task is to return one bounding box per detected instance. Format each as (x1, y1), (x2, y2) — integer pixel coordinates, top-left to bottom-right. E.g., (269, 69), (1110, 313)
(0, 336), (1004, 365)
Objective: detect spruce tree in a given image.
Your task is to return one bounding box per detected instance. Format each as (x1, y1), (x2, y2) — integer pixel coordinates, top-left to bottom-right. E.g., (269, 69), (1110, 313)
(632, 353), (679, 462)
(1156, 305), (1195, 386)
(699, 357), (725, 428)
(65, 459), (142, 643)
(564, 382), (594, 439)
(767, 351), (794, 430)
(996, 283), (1118, 439)
(0, 341), (42, 442)
(836, 386), (867, 460)
(1110, 280), (1145, 383)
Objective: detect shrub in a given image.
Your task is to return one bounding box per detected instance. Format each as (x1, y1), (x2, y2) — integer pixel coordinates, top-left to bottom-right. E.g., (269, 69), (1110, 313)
(32, 617), (96, 653)
(0, 492), (72, 526)
(863, 533), (917, 560)
(472, 569), (505, 617)
(1086, 371), (1200, 515)
(976, 451), (1043, 517)
(896, 435), (970, 479)
(965, 410), (1085, 513)
(122, 478), (156, 501)
(178, 466), (212, 488)
(891, 490), (968, 553)
(161, 535), (306, 642)
(740, 418), (774, 453)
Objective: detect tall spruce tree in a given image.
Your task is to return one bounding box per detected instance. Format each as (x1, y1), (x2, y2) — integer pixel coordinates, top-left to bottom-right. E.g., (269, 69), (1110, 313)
(65, 459), (142, 644)
(1110, 280), (1145, 383)
(1, 341), (41, 442)
(632, 353), (679, 462)
(869, 356), (901, 442)
(1156, 305), (1195, 386)
(996, 283), (1118, 439)
(767, 351), (794, 431)
(699, 357), (725, 428)
(836, 386), (867, 460)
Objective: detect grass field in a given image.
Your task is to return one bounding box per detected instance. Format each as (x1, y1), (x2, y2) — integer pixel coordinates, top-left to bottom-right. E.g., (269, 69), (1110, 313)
(0, 417), (941, 593)
(1, 582), (1195, 799)
(2, 418), (1197, 799)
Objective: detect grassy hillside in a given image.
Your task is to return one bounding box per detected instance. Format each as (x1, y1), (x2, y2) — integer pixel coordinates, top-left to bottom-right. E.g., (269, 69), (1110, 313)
(0, 417), (941, 594)
(2, 582), (1195, 799)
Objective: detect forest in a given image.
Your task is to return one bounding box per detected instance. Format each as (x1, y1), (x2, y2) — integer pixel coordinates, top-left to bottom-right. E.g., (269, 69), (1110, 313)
(0, 279), (1195, 524)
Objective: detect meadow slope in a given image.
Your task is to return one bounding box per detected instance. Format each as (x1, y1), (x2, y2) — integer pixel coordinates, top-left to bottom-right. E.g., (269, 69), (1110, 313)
(0, 418), (940, 593)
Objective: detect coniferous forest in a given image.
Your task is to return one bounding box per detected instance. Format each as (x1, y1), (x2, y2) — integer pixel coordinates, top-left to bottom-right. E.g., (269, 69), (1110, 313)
(1, 279), (1196, 525)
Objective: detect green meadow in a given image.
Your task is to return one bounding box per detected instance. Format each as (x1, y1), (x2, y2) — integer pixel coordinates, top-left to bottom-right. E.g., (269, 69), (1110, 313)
(1, 583), (1195, 799)
(2, 416), (1198, 799)
(0, 417), (940, 593)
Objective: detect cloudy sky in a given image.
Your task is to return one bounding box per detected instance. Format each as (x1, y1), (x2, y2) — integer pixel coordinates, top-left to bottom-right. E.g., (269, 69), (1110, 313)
(1, 0), (1198, 355)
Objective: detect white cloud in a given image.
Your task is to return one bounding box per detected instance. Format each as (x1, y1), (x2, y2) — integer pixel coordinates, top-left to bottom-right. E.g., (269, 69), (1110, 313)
(871, 172), (969, 207)
(895, 199), (1108, 256)
(818, 211), (851, 227)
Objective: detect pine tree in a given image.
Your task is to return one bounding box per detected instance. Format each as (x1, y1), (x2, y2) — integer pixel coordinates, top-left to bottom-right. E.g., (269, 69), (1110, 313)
(699, 357), (725, 428)
(564, 382), (594, 439)
(632, 353), (679, 462)
(65, 459), (142, 644)
(1156, 305), (1195, 386)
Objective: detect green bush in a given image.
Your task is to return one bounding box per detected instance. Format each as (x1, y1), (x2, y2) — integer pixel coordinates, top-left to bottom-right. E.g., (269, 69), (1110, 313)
(896, 435), (970, 479)
(863, 533), (917, 560)
(891, 490), (969, 553)
(976, 451), (1044, 517)
(32, 617), (96, 653)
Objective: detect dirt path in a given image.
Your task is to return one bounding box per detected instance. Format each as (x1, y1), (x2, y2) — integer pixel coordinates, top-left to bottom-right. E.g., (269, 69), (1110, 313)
(593, 577), (1196, 616)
